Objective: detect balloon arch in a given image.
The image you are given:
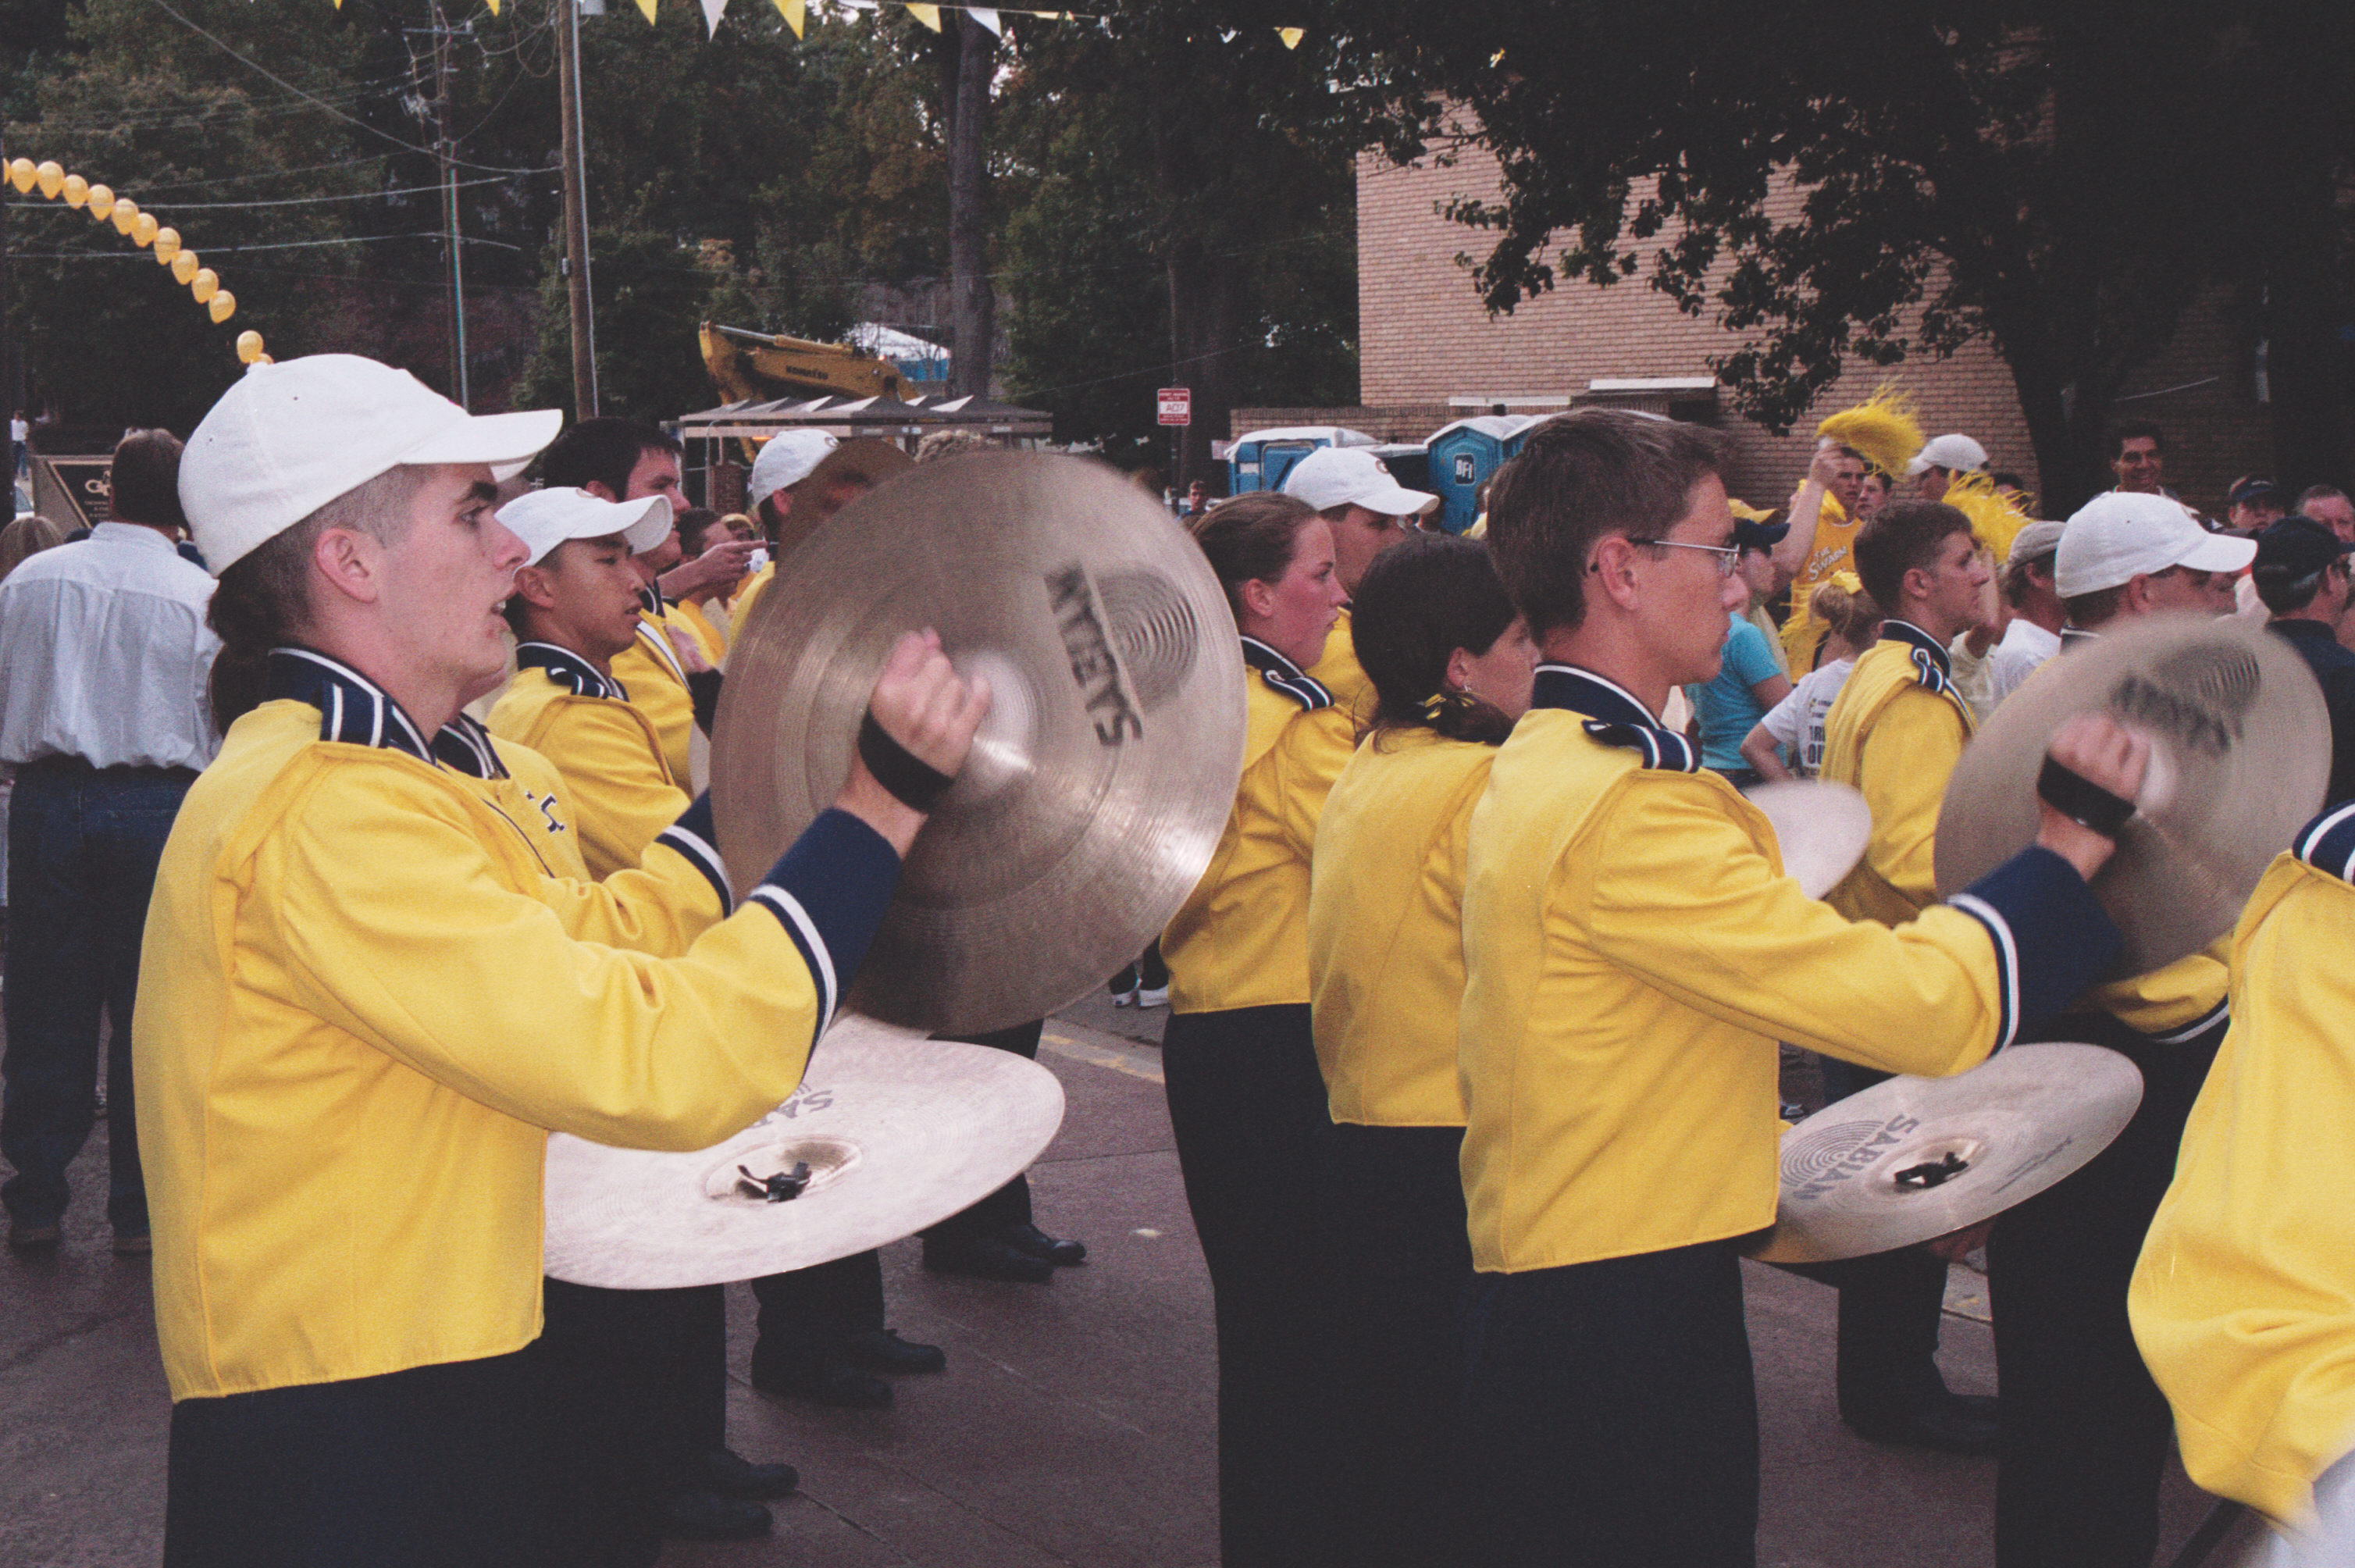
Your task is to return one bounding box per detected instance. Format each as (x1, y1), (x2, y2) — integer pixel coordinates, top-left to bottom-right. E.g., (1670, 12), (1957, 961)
(7, 155), (269, 366)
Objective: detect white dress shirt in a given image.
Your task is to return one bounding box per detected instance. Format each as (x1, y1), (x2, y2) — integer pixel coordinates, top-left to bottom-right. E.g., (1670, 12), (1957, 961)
(0, 522), (220, 769)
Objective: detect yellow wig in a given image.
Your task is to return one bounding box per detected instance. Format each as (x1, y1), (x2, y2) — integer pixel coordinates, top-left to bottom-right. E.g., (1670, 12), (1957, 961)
(1817, 385), (1924, 477)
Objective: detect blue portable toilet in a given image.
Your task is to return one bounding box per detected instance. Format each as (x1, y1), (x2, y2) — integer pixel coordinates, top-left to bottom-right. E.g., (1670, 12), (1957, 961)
(1425, 415), (1540, 534)
(1226, 426), (1379, 495)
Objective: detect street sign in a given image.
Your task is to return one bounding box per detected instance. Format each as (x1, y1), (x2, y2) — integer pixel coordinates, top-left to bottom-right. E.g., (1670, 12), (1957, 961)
(1156, 387), (1192, 427)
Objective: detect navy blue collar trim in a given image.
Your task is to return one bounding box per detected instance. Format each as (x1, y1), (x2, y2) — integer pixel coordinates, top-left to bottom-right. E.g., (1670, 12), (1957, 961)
(1530, 664), (1701, 773)
(433, 714), (508, 780)
(1240, 636), (1333, 711)
(637, 584), (663, 617)
(265, 647), (436, 764)
(1879, 618), (1951, 675)
(2060, 627), (2100, 650)
(515, 641), (622, 700)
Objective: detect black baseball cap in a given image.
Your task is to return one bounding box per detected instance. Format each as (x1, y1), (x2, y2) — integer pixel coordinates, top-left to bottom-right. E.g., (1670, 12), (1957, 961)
(1732, 515), (1790, 552)
(2229, 476), (2283, 509)
(2253, 515), (2355, 577)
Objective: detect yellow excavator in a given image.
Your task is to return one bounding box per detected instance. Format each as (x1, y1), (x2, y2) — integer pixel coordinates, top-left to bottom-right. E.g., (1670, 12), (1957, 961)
(698, 322), (906, 404)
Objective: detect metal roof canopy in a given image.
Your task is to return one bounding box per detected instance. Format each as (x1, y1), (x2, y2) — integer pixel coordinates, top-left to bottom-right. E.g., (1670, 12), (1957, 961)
(676, 390), (1053, 442)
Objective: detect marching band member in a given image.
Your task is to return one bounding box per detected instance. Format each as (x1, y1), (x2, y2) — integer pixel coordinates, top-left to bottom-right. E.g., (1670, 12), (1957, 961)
(2129, 801), (2355, 1535)
(1986, 490), (2251, 1568)
(1815, 500), (2001, 1456)
(1161, 490), (1356, 1566)
(1305, 533), (1535, 1567)
(1456, 408), (2143, 1566)
(134, 355), (986, 1565)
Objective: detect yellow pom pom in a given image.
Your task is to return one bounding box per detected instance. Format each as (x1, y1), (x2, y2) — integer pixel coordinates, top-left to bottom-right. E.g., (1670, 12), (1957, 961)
(1727, 499), (1776, 522)
(1940, 472), (2031, 561)
(1817, 383), (1925, 478)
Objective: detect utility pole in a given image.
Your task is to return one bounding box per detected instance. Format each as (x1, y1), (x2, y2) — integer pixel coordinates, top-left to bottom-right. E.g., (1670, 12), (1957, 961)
(433, 3), (471, 408)
(556, 0), (597, 419)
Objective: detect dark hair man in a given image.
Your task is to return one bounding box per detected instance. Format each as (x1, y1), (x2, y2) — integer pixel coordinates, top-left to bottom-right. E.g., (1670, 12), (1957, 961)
(0, 427), (215, 1256)
(2107, 421), (2171, 497)
(2253, 515), (2355, 806)
(1456, 405), (2139, 1563)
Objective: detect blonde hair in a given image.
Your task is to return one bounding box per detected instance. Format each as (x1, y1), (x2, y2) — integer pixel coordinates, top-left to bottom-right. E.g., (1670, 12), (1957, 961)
(1808, 572), (1883, 652)
(0, 512), (67, 583)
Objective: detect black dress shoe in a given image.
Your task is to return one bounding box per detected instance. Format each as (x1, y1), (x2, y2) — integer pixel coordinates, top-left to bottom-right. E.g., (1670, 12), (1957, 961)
(923, 1233), (1053, 1284)
(1843, 1390), (2000, 1455)
(661, 1491), (772, 1541)
(844, 1327), (948, 1373)
(999, 1221), (1087, 1267)
(705, 1446), (799, 1499)
(750, 1352), (893, 1409)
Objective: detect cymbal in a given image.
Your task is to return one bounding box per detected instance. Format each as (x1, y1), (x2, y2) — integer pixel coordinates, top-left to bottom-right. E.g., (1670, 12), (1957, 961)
(713, 451), (1246, 1034)
(1744, 780), (1872, 900)
(542, 1014), (1066, 1289)
(1936, 614), (2328, 976)
(1748, 1042), (2143, 1263)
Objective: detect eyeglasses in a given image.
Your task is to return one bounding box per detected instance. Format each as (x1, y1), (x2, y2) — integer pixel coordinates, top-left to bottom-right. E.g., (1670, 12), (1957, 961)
(1637, 537), (1746, 578)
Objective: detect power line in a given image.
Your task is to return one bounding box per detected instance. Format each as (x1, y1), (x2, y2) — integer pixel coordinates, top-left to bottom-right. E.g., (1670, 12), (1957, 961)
(14, 231), (529, 257)
(140, 0), (547, 176)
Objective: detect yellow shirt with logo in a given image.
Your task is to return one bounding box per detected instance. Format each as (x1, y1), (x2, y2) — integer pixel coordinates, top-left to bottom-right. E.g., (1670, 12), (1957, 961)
(1780, 490), (1864, 671)
(1457, 673), (2113, 1274)
(134, 693), (874, 1402)
(488, 665), (688, 881)
(1163, 649), (1358, 1014)
(2130, 821), (2355, 1523)
(1308, 729), (1492, 1126)
(1820, 631), (1975, 926)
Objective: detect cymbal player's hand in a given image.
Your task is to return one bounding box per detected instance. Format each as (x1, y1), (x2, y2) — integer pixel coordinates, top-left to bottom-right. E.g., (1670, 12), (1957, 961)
(836, 629), (992, 854)
(2033, 713), (2149, 882)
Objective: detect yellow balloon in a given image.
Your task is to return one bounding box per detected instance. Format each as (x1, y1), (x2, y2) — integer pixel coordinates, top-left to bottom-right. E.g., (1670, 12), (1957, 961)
(209, 290), (236, 325)
(111, 198), (139, 235)
(190, 268), (219, 304)
(37, 162), (64, 198)
(86, 184), (114, 219)
(62, 173), (87, 207)
(236, 330), (265, 364)
(172, 250), (199, 284)
(5, 159), (32, 195)
(132, 212), (158, 247)
(152, 228), (180, 264)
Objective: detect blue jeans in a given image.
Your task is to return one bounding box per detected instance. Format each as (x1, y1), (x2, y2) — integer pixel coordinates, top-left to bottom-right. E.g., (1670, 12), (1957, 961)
(2, 761), (191, 1233)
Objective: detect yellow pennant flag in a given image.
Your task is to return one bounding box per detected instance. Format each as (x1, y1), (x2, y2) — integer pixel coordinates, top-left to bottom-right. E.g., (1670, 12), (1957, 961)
(906, 3), (942, 28)
(1277, 26), (1304, 48)
(773, 0), (803, 34)
(485, 0), (499, 14)
(636, 0), (657, 21)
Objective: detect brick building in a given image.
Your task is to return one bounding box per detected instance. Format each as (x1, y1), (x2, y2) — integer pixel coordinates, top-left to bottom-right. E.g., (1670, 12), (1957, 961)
(1238, 137), (2278, 519)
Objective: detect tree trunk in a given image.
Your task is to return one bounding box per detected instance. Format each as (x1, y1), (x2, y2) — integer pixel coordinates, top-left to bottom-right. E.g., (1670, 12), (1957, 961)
(1167, 241), (1242, 492)
(946, 16), (995, 399)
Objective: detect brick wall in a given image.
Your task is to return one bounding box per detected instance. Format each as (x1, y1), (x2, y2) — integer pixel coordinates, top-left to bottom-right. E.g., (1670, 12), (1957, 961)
(1354, 139), (2277, 519)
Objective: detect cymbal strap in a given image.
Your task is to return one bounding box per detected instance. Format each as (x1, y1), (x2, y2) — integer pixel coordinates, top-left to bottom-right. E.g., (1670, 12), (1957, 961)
(2036, 757), (2136, 838)
(858, 711), (955, 813)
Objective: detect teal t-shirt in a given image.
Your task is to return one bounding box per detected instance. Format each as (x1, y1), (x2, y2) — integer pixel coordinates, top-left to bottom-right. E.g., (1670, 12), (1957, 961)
(1686, 616), (1783, 772)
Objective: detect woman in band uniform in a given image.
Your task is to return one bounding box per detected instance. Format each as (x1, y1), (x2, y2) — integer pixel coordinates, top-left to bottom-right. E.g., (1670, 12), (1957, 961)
(1160, 491), (1356, 1566)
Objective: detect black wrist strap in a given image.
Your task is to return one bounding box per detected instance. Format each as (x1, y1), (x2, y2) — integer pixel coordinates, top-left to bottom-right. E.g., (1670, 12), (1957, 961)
(2037, 756), (2135, 839)
(858, 710), (955, 814)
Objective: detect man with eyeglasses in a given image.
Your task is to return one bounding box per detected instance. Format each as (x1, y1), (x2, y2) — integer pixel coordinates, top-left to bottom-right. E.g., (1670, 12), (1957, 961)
(1984, 487), (2254, 1568)
(1456, 408), (2144, 1564)
(2252, 515), (2355, 805)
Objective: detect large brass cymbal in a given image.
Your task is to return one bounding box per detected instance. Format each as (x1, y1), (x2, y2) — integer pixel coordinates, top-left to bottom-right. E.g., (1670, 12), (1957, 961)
(1935, 614), (2328, 976)
(712, 451), (1246, 1034)
(1747, 1042), (2143, 1264)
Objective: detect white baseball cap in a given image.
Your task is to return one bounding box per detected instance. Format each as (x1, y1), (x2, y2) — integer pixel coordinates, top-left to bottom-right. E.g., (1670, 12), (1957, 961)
(1907, 433), (1989, 477)
(1281, 447), (1439, 519)
(747, 430), (838, 505)
(496, 487), (673, 567)
(180, 354), (561, 576)
(2054, 491), (2256, 598)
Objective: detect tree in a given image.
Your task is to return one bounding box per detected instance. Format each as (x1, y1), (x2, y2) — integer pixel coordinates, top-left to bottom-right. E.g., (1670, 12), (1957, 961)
(1340, 0), (2355, 508)
(997, 5), (1362, 479)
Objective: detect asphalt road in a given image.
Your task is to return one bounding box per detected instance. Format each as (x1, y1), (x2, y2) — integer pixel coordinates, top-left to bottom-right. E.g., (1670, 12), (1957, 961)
(1, 1010), (2245, 1567)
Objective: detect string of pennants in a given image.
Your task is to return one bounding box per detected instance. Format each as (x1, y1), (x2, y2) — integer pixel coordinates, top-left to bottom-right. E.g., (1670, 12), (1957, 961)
(445, 0), (1308, 51)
